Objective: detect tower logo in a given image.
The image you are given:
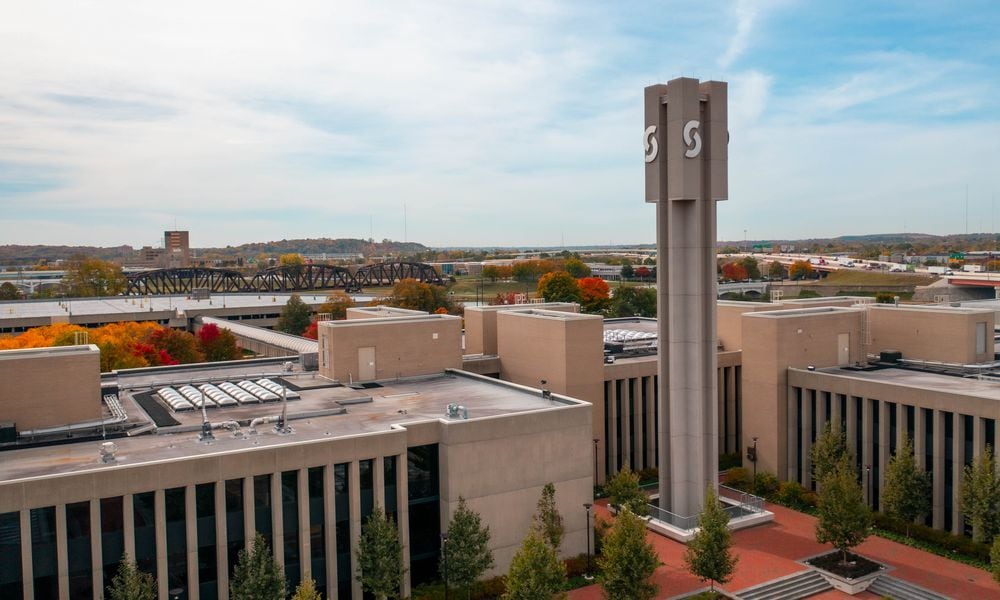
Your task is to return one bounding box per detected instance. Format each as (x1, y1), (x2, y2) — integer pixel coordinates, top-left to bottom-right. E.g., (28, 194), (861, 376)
(643, 125), (658, 163)
(683, 120), (702, 158)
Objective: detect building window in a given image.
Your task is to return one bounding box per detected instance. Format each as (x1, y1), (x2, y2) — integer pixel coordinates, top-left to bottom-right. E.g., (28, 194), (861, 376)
(944, 412), (954, 532)
(641, 377), (649, 468)
(196, 483), (218, 600)
(66, 501), (92, 599)
(225, 479), (245, 579)
(32, 506), (58, 598)
(976, 322), (987, 354)
(101, 497), (125, 593)
(308, 467), (326, 597)
(133, 492), (157, 577)
(165, 487), (187, 596)
(603, 381), (611, 479)
(407, 444), (440, 587)
(282, 471), (301, 591)
(360, 459), (375, 524)
(334, 463), (351, 600)
(0, 512), (22, 599)
(254, 475), (273, 549)
(384, 456), (398, 523)
(615, 380), (624, 471)
(871, 400), (880, 508)
(628, 378), (637, 470)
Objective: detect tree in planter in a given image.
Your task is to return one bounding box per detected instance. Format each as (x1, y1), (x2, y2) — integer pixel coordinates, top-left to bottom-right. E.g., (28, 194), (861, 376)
(291, 577), (322, 600)
(533, 482), (565, 552)
(959, 445), (1000, 543)
(811, 424), (850, 487)
(503, 528), (567, 600)
(815, 459), (871, 566)
(685, 487), (738, 594)
(882, 434), (930, 537)
(442, 497), (494, 599)
(230, 533), (286, 600)
(604, 465), (648, 516)
(356, 507), (405, 600)
(597, 508), (659, 600)
(277, 294), (314, 336)
(107, 553), (156, 600)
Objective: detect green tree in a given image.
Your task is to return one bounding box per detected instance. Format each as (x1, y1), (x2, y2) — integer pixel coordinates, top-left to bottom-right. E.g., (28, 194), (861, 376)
(597, 508), (659, 600)
(811, 424), (850, 486)
(318, 290), (355, 320)
(536, 271), (581, 303)
(442, 497), (494, 598)
(0, 282), (20, 300)
(740, 256), (760, 280)
(882, 434), (931, 537)
(62, 256), (127, 297)
(609, 286), (657, 318)
(533, 483), (565, 552)
(291, 577), (322, 600)
(230, 532), (286, 600)
(482, 265), (501, 282)
(620, 263), (634, 279)
(960, 445), (1000, 543)
(604, 465), (648, 516)
(815, 460), (871, 566)
(685, 487), (738, 593)
(107, 553), (155, 600)
(277, 294), (313, 335)
(991, 536), (1000, 585)
(564, 258), (591, 278)
(503, 529), (567, 600)
(767, 261), (785, 279)
(356, 507), (405, 600)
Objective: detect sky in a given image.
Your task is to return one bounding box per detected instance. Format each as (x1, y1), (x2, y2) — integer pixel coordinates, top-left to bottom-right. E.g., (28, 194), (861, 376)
(1, 1), (998, 249)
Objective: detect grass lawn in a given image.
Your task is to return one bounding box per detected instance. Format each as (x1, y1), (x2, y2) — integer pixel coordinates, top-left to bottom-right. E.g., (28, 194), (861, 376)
(818, 270), (936, 286)
(447, 277), (537, 301)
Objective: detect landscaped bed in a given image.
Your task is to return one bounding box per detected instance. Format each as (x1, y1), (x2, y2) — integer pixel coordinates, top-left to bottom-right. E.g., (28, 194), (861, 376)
(806, 550), (882, 579)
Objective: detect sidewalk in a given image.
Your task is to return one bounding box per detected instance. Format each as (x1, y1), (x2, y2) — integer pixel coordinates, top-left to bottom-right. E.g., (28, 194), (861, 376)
(568, 501), (999, 600)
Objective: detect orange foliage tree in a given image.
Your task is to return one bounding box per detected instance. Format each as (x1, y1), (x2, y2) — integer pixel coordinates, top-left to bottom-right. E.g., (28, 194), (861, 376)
(578, 277), (611, 313)
(789, 260), (815, 280)
(721, 262), (748, 282)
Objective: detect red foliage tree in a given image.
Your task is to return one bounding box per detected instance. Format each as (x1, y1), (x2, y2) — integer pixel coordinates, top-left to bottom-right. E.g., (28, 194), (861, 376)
(721, 262), (748, 282)
(302, 321), (319, 340)
(578, 277), (611, 313)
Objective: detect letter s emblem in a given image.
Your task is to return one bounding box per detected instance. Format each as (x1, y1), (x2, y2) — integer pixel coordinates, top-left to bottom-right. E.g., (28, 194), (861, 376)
(683, 120), (702, 158)
(643, 125), (658, 163)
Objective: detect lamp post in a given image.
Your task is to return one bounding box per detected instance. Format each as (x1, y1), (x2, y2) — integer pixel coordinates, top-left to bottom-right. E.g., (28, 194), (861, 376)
(583, 503), (593, 580)
(865, 464), (872, 506)
(751, 437), (759, 481)
(441, 532), (449, 600)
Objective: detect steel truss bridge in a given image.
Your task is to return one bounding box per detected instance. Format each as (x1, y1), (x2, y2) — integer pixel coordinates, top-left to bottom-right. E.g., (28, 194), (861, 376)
(124, 262), (444, 295)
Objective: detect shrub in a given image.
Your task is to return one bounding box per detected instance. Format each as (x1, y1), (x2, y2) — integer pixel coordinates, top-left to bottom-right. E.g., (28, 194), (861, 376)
(724, 467), (751, 491)
(637, 467), (659, 485)
(776, 481), (816, 511)
(564, 554), (590, 579)
(719, 453), (742, 471)
(753, 472), (780, 497)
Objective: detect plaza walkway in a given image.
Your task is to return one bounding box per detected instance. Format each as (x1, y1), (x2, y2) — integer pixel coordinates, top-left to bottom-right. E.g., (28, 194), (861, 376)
(568, 501), (999, 600)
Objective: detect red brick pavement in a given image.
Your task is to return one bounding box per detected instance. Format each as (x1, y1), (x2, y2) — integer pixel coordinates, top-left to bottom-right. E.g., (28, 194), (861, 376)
(568, 501), (1000, 600)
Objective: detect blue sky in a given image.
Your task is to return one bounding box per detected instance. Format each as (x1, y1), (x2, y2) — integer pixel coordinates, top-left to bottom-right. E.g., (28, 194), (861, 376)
(0, 0), (997, 248)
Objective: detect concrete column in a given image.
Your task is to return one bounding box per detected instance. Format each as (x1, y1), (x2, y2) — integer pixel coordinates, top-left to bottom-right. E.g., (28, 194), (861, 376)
(973, 416), (985, 459)
(271, 474), (283, 568)
(932, 410), (946, 530)
(154, 489), (167, 600)
(643, 377), (656, 469)
(717, 367), (726, 455)
(786, 387), (799, 482)
(349, 460), (362, 600)
(215, 481), (228, 600)
(123, 494), (136, 561)
(861, 399), (873, 504)
(374, 457), (385, 510)
(846, 398), (858, 468)
(298, 468), (311, 580)
(242, 478), (254, 552)
(831, 394), (843, 434)
(953, 415), (966, 535)
(323, 466), (337, 600)
(877, 400), (890, 511)
(90, 500), (103, 598)
(21, 509), (33, 600)
(396, 454), (411, 600)
(185, 485), (199, 600)
(914, 409), (927, 471)
(56, 503), (68, 600)
(800, 391), (813, 487)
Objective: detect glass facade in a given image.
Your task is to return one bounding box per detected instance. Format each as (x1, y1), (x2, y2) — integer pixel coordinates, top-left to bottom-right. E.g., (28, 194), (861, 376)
(384, 456), (398, 523)
(282, 470), (301, 592)
(308, 467), (327, 597)
(254, 474), (273, 549)
(334, 463), (351, 600)
(31, 506), (58, 598)
(0, 512), (22, 599)
(101, 497), (125, 593)
(196, 483), (218, 600)
(407, 444), (440, 586)
(165, 487), (187, 597)
(66, 501), (92, 599)
(133, 492), (157, 577)
(225, 479), (245, 579)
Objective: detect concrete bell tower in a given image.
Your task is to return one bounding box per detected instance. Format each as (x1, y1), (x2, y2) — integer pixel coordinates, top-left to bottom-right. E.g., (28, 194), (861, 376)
(645, 77), (728, 519)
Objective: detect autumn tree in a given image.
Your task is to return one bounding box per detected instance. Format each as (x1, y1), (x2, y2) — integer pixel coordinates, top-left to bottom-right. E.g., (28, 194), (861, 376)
(230, 533), (286, 600)
(740, 256), (761, 280)
(291, 578), (322, 600)
(503, 529), (566, 600)
(634, 266), (651, 281)
(537, 271), (581, 303)
(279, 253), (305, 266)
(442, 497), (494, 598)
(385, 279), (453, 313)
(512, 260), (557, 282)
(767, 261), (786, 279)
(882, 434), (930, 537)
(789, 260), (814, 280)
(482, 265), (501, 282)
(197, 323), (242, 362)
(598, 508), (659, 600)
(277, 294), (313, 336)
(565, 258), (591, 278)
(609, 286), (656, 318)
(107, 553), (156, 600)
(960, 445), (1000, 543)
(0, 282), (20, 300)
(62, 256), (127, 297)
(578, 277), (611, 314)
(148, 327), (203, 364)
(685, 486), (738, 594)
(318, 290), (355, 320)
(720, 262), (748, 282)
(815, 460), (871, 566)
(533, 483), (565, 552)
(356, 508), (405, 600)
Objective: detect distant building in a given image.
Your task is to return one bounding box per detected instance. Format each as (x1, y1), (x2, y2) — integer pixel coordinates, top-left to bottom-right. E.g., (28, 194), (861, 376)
(164, 231), (190, 268)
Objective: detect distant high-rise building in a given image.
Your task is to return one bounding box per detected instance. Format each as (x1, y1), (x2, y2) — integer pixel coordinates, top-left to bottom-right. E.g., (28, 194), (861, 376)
(164, 230), (190, 268)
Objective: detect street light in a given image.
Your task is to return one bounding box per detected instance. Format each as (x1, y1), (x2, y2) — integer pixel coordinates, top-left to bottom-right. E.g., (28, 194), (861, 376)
(441, 532), (449, 600)
(583, 503), (594, 580)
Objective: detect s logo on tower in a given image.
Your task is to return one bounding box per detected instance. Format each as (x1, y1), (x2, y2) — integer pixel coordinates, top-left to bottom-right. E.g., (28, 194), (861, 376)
(643, 125), (658, 163)
(683, 120), (702, 158)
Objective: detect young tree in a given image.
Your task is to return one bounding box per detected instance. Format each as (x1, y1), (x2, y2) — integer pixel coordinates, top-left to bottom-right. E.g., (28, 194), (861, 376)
(882, 434), (930, 537)
(356, 508), (405, 600)
(620, 263), (635, 280)
(277, 294), (313, 335)
(597, 508), (659, 600)
(62, 256), (127, 297)
(578, 277), (611, 314)
(564, 258), (591, 278)
(604, 465), (648, 516)
(815, 461), (871, 566)
(533, 483), (565, 552)
(685, 487), (738, 594)
(107, 554), (156, 600)
(536, 271), (581, 303)
(442, 497), (494, 598)
(503, 528), (567, 600)
(230, 532), (286, 600)
(811, 424), (850, 487)
(960, 445), (1000, 543)
(291, 577), (322, 600)
(318, 290), (355, 320)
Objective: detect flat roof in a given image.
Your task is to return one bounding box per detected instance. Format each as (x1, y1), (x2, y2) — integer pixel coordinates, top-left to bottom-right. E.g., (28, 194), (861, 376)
(603, 317), (658, 335)
(744, 306), (862, 319)
(794, 365), (1000, 401)
(0, 368), (583, 484)
(200, 316), (318, 354)
(0, 344), (99, 360)
(868, 304), (994, 316)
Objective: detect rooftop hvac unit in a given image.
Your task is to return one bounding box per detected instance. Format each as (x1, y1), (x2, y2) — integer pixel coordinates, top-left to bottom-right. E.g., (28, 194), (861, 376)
(0, 421), (15, 444)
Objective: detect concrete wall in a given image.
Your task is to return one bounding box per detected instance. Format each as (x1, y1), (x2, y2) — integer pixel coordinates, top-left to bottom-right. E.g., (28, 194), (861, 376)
(716, 301), (782, 351)
(318, 315), (462, 382)
(740, 307), (864, 478)
(345, 306), (427, 320)
(0, 345), (102, 431)
(464, 303), (578, 356)
(868, 305), (995, 364)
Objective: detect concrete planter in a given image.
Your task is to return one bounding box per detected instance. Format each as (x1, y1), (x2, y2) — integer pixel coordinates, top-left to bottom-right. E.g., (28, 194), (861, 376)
(804, 552), (886, 595)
